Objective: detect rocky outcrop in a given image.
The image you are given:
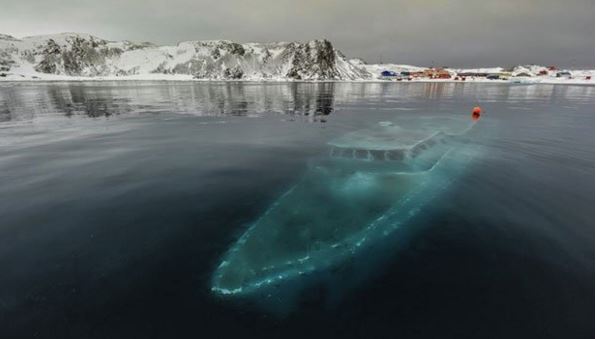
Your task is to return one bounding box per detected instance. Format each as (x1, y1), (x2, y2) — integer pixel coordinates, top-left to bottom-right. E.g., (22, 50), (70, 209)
(0, 33), (371, 80)
(34, 36), (123, 76)
(283, 40), (338, 80)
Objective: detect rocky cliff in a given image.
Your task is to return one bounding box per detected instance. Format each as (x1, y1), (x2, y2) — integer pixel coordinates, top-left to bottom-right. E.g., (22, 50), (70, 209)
(0, 33), (371, 80)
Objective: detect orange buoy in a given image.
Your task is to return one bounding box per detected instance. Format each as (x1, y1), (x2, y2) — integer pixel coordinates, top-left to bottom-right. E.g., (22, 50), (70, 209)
(472, 106), (482, 121)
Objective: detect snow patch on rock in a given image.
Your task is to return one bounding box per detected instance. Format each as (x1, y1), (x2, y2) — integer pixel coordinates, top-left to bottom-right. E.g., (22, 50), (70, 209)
(0, 33), (371, 81)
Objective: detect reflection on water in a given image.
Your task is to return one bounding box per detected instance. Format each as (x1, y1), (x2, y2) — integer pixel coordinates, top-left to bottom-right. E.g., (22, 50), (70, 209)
(0, 81), (594, 338)
(0, 82), (594, 122)
(0, 82), (338, 122)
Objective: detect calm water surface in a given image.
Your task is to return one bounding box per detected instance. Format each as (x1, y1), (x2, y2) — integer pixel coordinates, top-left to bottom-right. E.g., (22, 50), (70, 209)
(0, 82), (594, 338)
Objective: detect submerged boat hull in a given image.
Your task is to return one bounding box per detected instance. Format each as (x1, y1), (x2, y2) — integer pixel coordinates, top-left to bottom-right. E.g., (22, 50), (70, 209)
(211, 119), (479, 298)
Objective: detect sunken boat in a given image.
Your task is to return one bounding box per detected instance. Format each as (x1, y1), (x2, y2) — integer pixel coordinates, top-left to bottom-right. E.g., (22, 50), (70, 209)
(212, 116), (480, 298)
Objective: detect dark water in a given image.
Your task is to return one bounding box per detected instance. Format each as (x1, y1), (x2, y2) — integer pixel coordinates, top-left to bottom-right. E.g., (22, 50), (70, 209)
(0, 82), (593, 338)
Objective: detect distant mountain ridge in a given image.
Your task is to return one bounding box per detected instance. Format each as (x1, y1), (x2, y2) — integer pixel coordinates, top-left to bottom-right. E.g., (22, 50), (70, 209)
(0, 32), (593, 84)
(0, 33), (371, 80)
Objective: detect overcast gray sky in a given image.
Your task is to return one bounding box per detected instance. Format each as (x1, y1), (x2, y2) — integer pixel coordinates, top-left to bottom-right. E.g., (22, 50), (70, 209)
(0, 0), (594, 67)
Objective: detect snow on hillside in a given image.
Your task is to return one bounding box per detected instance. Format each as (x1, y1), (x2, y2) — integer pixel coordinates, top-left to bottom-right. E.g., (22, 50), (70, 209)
(0, 33), (371, 81)
(355, 62), (427, 76)
(0, 32), (593, 84)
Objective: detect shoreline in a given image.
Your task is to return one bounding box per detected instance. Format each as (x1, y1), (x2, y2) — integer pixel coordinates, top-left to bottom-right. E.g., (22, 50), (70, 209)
(1, 77), (594, 85)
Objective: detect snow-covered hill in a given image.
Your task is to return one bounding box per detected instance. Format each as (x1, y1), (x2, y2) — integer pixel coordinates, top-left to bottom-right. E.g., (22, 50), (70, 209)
(0, 33), (371, 81)
(0, 33), (593, 84)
